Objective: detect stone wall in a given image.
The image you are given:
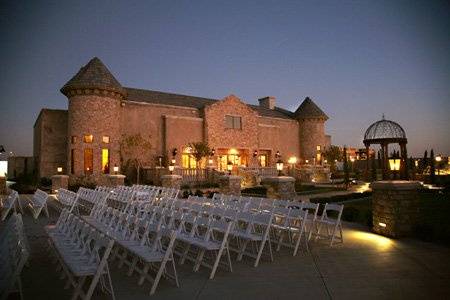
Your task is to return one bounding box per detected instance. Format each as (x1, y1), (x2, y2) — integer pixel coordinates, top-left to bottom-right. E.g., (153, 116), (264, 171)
(371, 181), (422, 238)
(68, 95), (120, 179)
(204, 95), (259, 153)
(298, 118), (326, 162)
(34, 109), (68, 178)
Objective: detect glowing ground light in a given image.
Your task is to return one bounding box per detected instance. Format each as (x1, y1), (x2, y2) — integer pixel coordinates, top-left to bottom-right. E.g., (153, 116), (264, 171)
(350, 231), (394, 251)
(379, 222), (387, 227)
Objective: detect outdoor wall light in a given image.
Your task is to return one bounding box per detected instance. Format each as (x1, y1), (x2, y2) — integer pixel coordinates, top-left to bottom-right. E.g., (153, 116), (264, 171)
(324, 159), (328, 164)
(276, 159), (284, 176)
(275, 151), (281, 158)
(305, 159), (309, 164)
(171, 158), (176, 164)
(57, 167), (63, 174)
(113, 165), (119, 174)
(168, 164), (175, 174)
(378, 222), (387, 228)
(211, 148), (215, 156)
(172, 148), (178, 157)
(253, 150), (258, 157)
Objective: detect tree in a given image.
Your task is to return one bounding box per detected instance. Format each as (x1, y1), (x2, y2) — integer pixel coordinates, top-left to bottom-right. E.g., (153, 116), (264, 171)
(119, 133), (153, 184)
(421, 150), (428, 174)
(343, 146), (350, 188)
(188, 142), (211, 170)
(323, 145), (341, 172)
(430, 149), (435, 184)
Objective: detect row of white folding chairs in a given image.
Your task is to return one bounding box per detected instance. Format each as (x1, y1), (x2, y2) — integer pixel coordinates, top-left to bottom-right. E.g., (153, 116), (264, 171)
(45, 209), (116, 300)
(90, 203), (234, 279)
(81, 205), (179, 295)
(183, 195), (344, 247)
(76, 188), (109, 214)
(121, 198), (305, 264)
(0, 213), (30, 300)
(132, 184), (180, 200)
(1, 190), (19, 221)
(26, 189), (49, 219)
(55, 188), (78, 213)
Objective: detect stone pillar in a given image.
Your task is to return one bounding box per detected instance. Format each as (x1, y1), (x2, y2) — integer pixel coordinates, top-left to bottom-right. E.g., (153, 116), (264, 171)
(219, 175), (241, 196)
(261, 176), (296, 200)
(161, 174), (182, 191)
(370, 180), (422, 238)
(51, 175), (69, 193)
(105, 174), (125, 187)
(0, 177), (6, 195)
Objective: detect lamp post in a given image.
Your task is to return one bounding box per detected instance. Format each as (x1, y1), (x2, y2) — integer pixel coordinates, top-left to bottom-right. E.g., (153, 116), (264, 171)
(388, 156), (401, 179)
(276, 159), (284, 176)
(350, 157), (355, 174)
(435, 154), (442, 175)
(113, 165), (119, 175)
(168, 163), (175, 175)
(57, 167), (63, 174)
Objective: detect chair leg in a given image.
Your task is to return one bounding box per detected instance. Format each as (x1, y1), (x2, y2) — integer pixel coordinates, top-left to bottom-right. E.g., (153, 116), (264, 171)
(237, 240), (249, 261)
(226, 245), (233, 272)
(70, 276), (86, 300)
(180, 244), (191, 265)
(193, 249), (206, 272)
(127, 257), (138, 276)
(138, 263), (150, 285)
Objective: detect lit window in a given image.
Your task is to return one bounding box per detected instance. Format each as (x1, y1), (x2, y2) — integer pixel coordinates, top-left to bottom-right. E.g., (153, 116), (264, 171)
(258, 155), (267, 167)
(84, 148), (93, 174)
(182, 153), (197, 169)
(101, 149), (109, 174)
(71, 136), (77, 144)
(225, 115), (242, 129)
(102, 136), (110, 143)
(84, 134), (93, 143)
(316, 145), (321, 151)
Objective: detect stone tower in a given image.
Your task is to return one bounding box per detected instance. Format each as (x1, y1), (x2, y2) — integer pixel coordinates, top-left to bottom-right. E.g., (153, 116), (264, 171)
(61, 57), (126, 182)
(294, 97), (329, 164)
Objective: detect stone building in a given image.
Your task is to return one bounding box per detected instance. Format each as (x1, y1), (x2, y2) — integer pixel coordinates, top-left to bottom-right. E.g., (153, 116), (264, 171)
(34, 57), (331, 183)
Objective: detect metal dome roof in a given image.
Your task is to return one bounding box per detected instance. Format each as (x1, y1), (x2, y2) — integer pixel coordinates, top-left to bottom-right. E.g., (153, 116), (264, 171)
(364, 117), (406, 142)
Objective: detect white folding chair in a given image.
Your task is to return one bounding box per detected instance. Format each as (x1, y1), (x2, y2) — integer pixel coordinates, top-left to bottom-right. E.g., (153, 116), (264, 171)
(315, 203), (344, 246)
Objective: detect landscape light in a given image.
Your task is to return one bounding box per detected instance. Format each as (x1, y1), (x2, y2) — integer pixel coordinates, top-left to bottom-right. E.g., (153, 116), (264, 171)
(276, 159), (284, 176)
(113, 165), (119, 174)
(57, 167), (63, 174)
(379, 222), (387, 228)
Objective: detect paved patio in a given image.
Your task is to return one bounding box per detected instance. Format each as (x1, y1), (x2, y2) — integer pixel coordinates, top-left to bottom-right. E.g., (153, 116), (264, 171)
(7, 195), (450, 299)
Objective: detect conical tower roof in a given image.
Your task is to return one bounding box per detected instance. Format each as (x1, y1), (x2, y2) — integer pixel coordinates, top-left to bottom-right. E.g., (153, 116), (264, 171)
(294, 97), (328, 120)
(60, 57), (125, 97)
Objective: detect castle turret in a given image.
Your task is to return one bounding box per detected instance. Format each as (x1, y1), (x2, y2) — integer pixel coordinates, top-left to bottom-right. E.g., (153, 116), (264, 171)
(62, 57), (125, 180)
(294, 97), (329, 164)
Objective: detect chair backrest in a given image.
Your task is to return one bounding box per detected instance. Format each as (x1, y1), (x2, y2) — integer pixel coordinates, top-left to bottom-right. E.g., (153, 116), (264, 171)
(322, 203), (344, 222)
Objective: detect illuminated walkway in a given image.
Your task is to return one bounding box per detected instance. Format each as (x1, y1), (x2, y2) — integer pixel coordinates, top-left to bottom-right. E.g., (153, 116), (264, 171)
(14, 196), (450, 299)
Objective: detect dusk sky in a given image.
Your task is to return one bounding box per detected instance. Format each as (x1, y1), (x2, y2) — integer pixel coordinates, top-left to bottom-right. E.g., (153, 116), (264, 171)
(0, 0), (449, 157)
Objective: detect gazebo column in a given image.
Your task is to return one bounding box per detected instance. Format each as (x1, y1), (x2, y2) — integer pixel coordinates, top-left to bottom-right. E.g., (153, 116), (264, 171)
(382, 142), (389, 180)
(365, 144), (370, 181)
(400, 142), (408, 180)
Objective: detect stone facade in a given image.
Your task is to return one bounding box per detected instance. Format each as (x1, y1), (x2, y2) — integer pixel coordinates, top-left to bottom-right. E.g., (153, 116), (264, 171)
(51, 175), (69, 193)
(371, 181), (422, 238)
(261, 176), (296, 200)
(219, 175), (242, 195)
(34, 57), (331, 185)
(34, 109), (68, 178)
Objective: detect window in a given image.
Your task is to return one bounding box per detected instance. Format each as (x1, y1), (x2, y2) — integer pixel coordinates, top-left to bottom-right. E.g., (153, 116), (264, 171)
(225, 115), (242, 129)
(71, 136), (77, 144)
(182, 154), (197, 169)
(101, 149), (109, 174)
(102, 136), (110, 143)
(84, 134), (93, 143)
(258, 155), (267, 167)
(84, 148), (93, 175)
(70, 149), (75, 174)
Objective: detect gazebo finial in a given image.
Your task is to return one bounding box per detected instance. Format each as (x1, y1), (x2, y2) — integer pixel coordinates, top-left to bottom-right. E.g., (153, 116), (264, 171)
(382, 113), (385, 120)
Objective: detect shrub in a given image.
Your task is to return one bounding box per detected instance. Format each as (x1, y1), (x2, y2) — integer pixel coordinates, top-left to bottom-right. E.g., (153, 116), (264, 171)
(241, 186), (267, 197)
(39, 177), (52, 187)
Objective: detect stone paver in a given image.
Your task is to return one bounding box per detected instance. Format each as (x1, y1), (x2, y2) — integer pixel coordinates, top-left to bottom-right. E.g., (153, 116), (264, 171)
(2, 195), (449, 299)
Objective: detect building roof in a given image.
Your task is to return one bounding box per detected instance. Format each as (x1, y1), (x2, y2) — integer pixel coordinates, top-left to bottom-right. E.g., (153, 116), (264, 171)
(60, 57), (125, 96)
(125, 87), (295, 120)
(294, 97), (329, 120)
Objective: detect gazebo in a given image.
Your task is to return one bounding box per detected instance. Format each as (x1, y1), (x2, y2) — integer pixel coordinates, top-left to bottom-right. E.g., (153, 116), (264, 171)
(363, 116), (408, 180)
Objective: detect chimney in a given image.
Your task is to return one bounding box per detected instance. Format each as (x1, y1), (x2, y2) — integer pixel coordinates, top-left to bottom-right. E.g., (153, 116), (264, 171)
(258, 96), (276, 110)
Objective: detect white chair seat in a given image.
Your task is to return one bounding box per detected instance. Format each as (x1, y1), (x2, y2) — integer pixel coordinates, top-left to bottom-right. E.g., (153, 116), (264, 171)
(129, 246), (166, 263)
